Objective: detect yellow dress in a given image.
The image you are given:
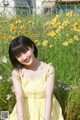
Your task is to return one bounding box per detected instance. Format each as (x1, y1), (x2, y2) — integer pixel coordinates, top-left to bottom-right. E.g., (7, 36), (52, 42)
(9, 64), (64, 120)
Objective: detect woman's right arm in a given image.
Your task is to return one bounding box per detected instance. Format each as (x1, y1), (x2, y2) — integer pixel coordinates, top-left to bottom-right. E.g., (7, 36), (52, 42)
(12, 69), (24, 120)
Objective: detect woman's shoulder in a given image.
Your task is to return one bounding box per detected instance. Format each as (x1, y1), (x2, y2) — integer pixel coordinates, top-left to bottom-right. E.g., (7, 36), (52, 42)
(41, 62), (55, 79)
(11, 69), (22, 81)
(41, 61), (54, 71)
(12, 68), (20, 76)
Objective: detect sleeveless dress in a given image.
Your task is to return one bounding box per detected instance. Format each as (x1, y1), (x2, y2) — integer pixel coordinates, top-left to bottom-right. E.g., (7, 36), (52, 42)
(9, 64), (64, 120)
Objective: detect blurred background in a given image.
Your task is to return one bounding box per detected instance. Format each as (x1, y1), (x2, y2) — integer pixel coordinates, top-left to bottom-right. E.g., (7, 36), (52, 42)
(0, 0), (80, 120)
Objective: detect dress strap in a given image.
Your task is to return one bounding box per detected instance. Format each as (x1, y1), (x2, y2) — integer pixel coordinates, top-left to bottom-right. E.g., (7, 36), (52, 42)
(19, 69), (23, 82)
(45, 63), (51, 73)
(44, 63), (53, 81)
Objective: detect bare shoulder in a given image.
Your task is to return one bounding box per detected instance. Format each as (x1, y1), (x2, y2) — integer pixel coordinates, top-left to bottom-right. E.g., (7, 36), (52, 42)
(49, 64), (55, 72)
(41, 61), (55, 72)
(11, 69), (21, 83)
(12, 69), (20, 77)
(41, 61), (48, 68)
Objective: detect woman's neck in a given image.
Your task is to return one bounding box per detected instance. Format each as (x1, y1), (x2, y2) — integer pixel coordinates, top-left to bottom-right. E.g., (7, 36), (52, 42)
(25, 58), (41, 71)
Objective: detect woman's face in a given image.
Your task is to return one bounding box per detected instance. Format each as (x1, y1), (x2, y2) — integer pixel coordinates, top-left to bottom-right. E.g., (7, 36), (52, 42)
(15, 47), (35, 67)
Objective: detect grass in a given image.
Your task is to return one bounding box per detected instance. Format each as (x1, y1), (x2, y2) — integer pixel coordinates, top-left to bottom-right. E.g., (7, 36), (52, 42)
(0, 11), (80, 119)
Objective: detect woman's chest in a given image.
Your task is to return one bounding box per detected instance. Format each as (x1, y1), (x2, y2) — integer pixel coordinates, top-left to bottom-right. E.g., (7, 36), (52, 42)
(23, 69), (45, 81)
(22, 80), (46, 98)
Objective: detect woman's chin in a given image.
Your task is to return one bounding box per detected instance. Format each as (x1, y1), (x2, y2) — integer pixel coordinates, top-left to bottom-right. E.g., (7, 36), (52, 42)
(24, 60), (33, 67)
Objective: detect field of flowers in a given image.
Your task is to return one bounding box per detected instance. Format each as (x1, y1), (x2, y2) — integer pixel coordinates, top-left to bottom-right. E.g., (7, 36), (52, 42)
(0, 11), (80, 120)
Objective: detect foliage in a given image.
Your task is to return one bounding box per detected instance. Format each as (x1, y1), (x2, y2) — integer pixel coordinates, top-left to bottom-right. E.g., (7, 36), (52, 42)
(0, 11), (80, 119)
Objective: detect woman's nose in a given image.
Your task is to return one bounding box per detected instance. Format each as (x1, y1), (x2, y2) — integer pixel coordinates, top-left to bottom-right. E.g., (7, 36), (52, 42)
(22, 54), (27, 61)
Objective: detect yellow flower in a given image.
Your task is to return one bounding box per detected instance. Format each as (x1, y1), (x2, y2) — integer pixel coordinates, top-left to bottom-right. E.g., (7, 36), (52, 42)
(50, 22), (57, 28)
(54, 36), (59, 40)
(17, 15), (20, 18)
(74, 36), (79, 41)
(62, 20), (70, 27)
(10, 25), (17, 32)
(68, 39), (73, 43)
(73, 22), (80, 28)
(35, 40), (38, 43)
(58, 25), (64, 30)
(36, 42), (41, 47)
(27, 20), (32, 24)
(15, 20), (21, 24)
(52, 15), (59, 23)
(20, 26), (25, 31)
(56, 29), (60, 33)
(33, 34), (37, 37)
(69, 29), (73, 32)
(62, 42), (69, 46)
(66, 34), (69, 37)
(66, 11), (73, 17)
(0, 32), (4, 38)
(42, 40), (48, 46)
(49, 45), (53, 48)
(1, 20), (7, 24)
(8, 35), (14, 40)
(35, 40), (41, 47)
(45, 21), (50, 26)
(48, 31), (55, 37)
(10, 18), (15, 23)
(73, 27), (80, 32)
(25, 31), (29, 34)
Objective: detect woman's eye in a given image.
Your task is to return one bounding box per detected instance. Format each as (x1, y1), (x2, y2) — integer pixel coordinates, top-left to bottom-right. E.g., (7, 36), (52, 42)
(16, 54), (21, 58)
(23, 49), (28, 53)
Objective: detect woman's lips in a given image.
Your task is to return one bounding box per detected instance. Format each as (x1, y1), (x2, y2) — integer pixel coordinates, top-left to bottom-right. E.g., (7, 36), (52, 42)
(24, 57), (30, 63)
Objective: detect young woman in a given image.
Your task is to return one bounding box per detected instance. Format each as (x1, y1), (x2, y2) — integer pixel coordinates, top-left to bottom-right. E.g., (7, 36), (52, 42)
(9, 35), (64, 120)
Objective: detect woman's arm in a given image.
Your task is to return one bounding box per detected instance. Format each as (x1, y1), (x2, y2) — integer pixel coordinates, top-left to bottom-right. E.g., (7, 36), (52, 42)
(12, 69), (24, 120)
(44, 65), (55, 120)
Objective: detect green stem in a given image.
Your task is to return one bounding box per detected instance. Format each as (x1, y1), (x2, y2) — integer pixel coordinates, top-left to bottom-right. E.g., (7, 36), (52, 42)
(0, 97), (7, 103)
(0, 63), (11, 73)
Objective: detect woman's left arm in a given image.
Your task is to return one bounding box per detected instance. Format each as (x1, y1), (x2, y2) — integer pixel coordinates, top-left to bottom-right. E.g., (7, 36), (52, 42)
(44, 65), (55, 120)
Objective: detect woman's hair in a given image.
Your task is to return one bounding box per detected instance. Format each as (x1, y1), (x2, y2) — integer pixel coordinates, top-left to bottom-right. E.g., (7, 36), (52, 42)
(9, 35), (38, 69)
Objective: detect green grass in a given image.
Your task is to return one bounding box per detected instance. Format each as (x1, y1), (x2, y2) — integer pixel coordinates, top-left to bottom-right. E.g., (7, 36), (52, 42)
(0, 12), (80, 120)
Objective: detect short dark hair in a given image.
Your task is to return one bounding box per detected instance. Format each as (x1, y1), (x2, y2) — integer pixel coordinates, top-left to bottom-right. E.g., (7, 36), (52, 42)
(9, 35), (38, 69)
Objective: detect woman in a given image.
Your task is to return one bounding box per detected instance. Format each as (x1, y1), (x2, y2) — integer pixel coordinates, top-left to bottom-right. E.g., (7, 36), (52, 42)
(9, 35), (64, 120)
